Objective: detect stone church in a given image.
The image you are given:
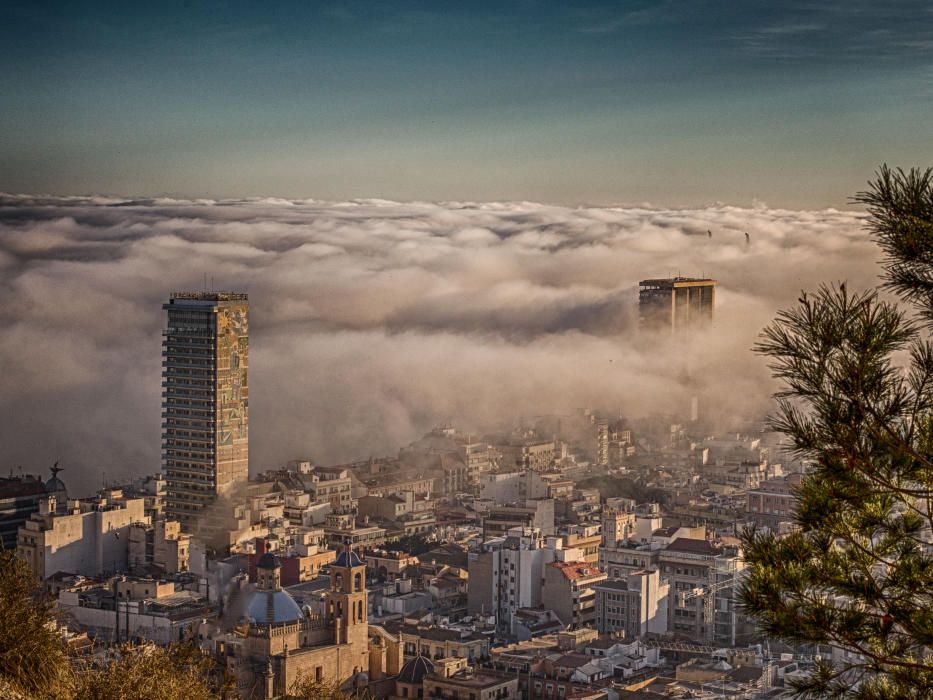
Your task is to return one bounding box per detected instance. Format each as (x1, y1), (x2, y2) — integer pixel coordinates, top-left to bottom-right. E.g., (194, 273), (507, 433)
(211, 545), (401, 698)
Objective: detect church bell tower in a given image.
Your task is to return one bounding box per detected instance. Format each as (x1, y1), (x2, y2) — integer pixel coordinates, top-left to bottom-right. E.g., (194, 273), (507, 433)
(326, 543), (369, 670)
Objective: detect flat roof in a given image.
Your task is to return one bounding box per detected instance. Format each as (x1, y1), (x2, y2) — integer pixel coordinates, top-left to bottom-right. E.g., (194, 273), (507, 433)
(427, 671), (513, 689)
(639, 277), (717, 287)
(169, 291), (248, 301)
(594, 580), (629, 591)
(664, 538), (721, 555)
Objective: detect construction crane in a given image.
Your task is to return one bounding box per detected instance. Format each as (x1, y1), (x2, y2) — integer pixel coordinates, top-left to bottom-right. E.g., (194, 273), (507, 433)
(676, 571), (749, 607)
(677, 566), (749, 644)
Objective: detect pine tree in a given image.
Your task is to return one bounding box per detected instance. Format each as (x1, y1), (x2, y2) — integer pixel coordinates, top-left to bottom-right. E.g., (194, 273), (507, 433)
(0, 549), (74, 699)
(740, 166), (933, 699)
(0, 548), (218, 699)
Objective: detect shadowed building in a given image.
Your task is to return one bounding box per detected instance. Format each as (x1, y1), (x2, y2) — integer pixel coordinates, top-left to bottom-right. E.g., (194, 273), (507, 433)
(542, 561), (607, 629)
(639, 277), (717, 332)
(17, 488), (147, 581)
(0, 465), (67, 551)
(162, 292), (249, 529)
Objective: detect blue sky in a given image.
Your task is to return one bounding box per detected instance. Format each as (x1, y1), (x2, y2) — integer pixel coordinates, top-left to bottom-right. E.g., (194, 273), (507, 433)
(1, 1), (931, 206)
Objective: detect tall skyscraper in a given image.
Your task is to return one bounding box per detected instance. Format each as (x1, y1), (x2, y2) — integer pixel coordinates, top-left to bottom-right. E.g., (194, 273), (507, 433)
(639, 277), (717, 332)
(162, 292), (249, 528)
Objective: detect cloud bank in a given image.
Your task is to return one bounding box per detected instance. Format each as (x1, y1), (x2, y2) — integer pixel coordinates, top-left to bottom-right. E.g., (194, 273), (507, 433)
(0, 194), (880, 491)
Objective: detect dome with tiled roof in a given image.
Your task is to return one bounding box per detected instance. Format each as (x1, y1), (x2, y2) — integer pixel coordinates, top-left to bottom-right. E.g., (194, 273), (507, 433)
(245, 551), (303, 625)
(257, 552), (281, 570)
(334, 548), (365, 569)
(245, 588), (304, 625)
(397, 654), (435, 684)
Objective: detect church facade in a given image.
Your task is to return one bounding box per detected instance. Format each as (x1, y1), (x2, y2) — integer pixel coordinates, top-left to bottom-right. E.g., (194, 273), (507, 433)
(215, 547), (378, 698)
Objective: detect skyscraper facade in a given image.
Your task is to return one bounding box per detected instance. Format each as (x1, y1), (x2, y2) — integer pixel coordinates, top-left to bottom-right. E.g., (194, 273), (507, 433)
(162, 292), (249, 528)
(638, 277), (717, 331)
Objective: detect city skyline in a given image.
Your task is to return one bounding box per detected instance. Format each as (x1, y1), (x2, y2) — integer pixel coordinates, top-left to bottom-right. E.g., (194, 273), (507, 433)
(2, 2), (931, 697)
(1, 1), (931, 207)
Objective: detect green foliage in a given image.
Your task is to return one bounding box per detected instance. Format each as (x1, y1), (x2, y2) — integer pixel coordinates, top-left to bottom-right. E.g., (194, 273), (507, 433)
(383, 533), (435, 556)
(73, 641), (217, 700)
(740, 167), (933, 698)
(855, 165), (933, 322)
(287, 674), (370, 700)
(0, 549), (74, 699)
(0, 549), (217, 699)
(577, 475), (669, 506)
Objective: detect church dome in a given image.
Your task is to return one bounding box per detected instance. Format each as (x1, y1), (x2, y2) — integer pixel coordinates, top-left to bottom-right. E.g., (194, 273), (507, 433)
(257, 552), (281, 570)
(334, 548), (364, 568)
(245, 588), (304, 625)
(397, 655), (435, 684)
(45, 464), (67, 496)
(45, 476), (67, 494)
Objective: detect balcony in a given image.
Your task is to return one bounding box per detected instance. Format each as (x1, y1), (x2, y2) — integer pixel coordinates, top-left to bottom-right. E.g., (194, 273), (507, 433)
(161, 409), (216, 418)
(161, 328), (216, 337)
(162, 397), (216, 407)
(161, 426), (214, 437)
(161, 360), (215, 369)
(162, 376), (214, 386)
(163, 455), (216, 466)
(162, 445), (215, 456)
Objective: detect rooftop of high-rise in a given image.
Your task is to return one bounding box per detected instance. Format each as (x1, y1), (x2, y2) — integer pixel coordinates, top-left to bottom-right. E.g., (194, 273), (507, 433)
(169, 291), (248, 301)
(639, 277), (717, 287)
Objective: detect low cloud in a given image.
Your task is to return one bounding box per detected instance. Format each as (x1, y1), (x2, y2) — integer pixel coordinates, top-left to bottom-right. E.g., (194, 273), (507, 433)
(0, 195), (880, 491)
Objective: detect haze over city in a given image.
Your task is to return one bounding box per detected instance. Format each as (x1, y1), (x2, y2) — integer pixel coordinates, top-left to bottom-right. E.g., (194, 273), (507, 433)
(1, 196), (880, 485)
(2, 4), (932, 700)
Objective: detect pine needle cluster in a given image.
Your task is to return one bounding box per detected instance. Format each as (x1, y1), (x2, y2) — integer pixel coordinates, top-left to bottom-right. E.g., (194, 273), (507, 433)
(740, 167), (933, 699)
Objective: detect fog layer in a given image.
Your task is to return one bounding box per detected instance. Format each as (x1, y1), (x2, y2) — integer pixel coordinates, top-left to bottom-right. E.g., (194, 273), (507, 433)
(0, 195), (879, 488)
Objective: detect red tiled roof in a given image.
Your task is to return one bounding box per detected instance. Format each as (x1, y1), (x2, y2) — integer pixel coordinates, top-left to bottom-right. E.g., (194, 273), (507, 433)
(547, 561), (604, 580)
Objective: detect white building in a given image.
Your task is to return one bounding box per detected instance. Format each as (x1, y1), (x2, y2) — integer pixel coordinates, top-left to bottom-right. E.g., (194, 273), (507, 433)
(17, 489), (149, 582)
(583, 638), (662, 681)
(602, 501), (663, 549)
(467, 527), (567, 632)
(57, 575), (214, 645)
(128, 519), (191, 574)
(599, 502), (668, 579)
(479, 470), (550, 504)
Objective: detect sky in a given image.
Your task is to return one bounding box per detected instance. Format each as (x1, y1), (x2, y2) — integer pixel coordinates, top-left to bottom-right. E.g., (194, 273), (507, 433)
(0, 194), (882, 488)
(1, 1), (932, 207)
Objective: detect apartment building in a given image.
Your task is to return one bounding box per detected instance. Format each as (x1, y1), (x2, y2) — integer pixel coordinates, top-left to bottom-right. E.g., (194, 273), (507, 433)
(594, 569), (669, 638)
(17, 490), (148, 581)
(659, 538), (745, 645)
(162, 292), (249, 528)
(541, 561), (607, 629)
